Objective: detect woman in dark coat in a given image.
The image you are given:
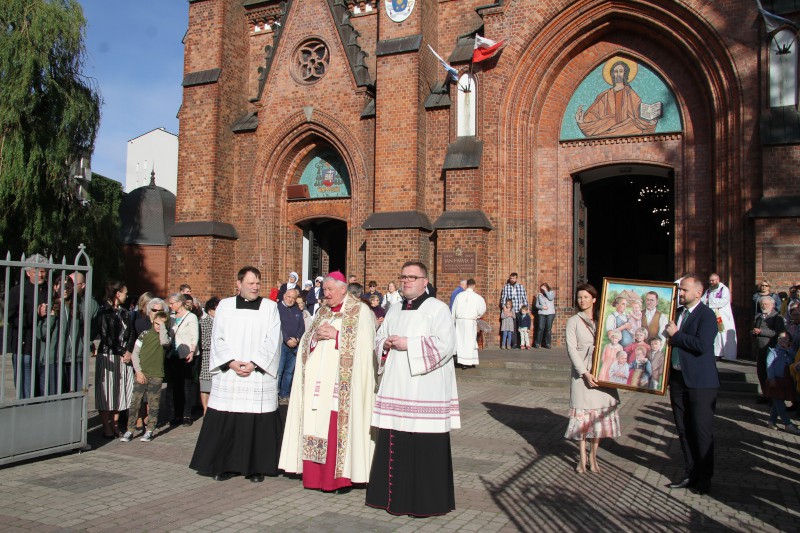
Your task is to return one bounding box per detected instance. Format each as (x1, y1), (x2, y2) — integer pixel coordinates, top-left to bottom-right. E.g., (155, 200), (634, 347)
(96, 281), (133, 438)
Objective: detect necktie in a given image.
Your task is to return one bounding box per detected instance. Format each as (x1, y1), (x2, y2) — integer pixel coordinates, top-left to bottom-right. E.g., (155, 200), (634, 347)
(405, 299), (412, 310)
(671, 307), (686, 370)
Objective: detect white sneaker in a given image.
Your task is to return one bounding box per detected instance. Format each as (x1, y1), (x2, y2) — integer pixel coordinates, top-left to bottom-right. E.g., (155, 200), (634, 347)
(119, 431), (133, 442)
(140, 431), (154, 442)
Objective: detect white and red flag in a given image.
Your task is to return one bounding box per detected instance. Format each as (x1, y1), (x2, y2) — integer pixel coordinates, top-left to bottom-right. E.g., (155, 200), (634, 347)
(472, 35), (506, 63)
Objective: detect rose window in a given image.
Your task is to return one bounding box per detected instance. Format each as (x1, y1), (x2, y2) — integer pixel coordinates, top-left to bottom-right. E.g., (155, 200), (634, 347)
(292, 39), (330, 84)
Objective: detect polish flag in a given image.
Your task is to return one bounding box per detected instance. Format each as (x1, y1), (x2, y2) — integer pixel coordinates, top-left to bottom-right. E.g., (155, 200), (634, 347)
(472, 35), (505, 63)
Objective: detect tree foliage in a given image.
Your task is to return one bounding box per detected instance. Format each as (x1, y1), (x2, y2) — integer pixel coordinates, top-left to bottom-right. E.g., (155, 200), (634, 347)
(0, 0), (103, 261)
(78, 173), (124, 297)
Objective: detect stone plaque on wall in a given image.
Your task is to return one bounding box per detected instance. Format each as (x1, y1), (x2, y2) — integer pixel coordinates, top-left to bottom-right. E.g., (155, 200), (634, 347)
(763, 245), (800, 272)
(442, 250), (477, 273)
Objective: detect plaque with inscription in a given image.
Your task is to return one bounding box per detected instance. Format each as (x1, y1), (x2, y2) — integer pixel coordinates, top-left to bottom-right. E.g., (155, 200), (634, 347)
(763, 245), (800, 273)
(442, 251), (477, 273)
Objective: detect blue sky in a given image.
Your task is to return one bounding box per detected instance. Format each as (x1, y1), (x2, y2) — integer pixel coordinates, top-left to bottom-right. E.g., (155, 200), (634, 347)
(78, 1), (187, 185)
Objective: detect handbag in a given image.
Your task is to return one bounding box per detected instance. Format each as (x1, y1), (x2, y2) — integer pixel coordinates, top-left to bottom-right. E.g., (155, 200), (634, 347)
(167, 316), (188, 359)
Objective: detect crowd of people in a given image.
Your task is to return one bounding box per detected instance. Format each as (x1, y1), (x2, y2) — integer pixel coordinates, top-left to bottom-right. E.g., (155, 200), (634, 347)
(187, 263), (462, 517)
(497, 274), (558, 350)
(5, 254), (96, 400)
(751, 279), (800, 434)
(10, 254), (800, 508)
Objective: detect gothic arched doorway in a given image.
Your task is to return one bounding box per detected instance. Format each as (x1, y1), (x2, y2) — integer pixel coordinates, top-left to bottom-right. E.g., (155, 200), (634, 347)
(299, 218), (347, 281)
(574, 164), (674, 290)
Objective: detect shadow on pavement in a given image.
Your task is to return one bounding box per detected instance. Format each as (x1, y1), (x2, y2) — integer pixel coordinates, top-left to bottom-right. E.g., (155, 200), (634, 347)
(482, 402), (732, 532)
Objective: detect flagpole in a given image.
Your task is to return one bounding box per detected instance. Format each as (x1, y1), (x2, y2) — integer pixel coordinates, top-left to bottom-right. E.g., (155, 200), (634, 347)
(467, 57), (474, 93)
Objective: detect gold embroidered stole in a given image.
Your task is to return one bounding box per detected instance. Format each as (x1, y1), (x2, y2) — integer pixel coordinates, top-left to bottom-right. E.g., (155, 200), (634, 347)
(298, 294), (361, 476)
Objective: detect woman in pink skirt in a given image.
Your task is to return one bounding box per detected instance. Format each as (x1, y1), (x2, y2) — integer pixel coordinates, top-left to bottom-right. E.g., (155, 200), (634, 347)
(564, 283), (621, 473)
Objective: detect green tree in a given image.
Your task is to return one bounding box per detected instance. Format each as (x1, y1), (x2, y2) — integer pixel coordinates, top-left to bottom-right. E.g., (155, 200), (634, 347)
(0, 0), (101, 259)
(76, 173), (124, 297)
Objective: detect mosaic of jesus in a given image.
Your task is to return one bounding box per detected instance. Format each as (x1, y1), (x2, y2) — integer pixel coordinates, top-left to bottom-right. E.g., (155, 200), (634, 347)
(560, 56), (682, 141)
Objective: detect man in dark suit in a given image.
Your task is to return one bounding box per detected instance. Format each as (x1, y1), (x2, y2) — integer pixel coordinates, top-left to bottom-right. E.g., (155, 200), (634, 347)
(665, 274), (720, 495)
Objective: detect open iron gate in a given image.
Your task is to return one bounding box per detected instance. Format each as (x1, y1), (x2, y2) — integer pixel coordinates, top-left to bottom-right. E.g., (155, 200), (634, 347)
(1, 246), (93, 465)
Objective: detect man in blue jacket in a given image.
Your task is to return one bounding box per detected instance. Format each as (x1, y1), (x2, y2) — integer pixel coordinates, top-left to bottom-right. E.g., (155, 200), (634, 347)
(665, 274), (720, 495)
(277, 288), (305, 404)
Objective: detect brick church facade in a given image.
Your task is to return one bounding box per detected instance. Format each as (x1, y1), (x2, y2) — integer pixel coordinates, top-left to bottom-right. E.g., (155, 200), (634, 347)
(169, 0), (800, 346)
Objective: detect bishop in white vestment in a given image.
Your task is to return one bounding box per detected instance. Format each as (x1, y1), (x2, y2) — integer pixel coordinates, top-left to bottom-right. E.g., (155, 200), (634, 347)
(279, 272), (377, 491)
(189, 267), (282, 482)
(451, 279), (486, 367)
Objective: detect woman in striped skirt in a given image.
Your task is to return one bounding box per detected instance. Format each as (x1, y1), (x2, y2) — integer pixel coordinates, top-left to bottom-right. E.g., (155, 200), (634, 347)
(95, 281), (133, 438)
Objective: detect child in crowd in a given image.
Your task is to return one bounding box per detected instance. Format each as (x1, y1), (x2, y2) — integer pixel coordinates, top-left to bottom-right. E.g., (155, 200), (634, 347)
(500, 299), (515, 349)
(647, 337), (665, 390)
(624, 327), (650, 364)
(121, 311), (170, 442)
(598, 330), (623, 381)
(518, 305), (532, 350)
(628, 346), (652, 387)
(296, 296), (313, 330)
(608, 351), (630, 384)
(765, 335), (800, 434)
(369, 294), (386, 327)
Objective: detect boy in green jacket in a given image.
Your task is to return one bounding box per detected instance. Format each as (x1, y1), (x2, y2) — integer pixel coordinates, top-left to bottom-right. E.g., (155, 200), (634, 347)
(121, 311), (170, 442)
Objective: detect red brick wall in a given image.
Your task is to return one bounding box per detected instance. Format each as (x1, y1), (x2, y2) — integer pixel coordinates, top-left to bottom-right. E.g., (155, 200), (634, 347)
(365, 229), (433, 289)
(172, 0), (788, 352)
(374, 53), (419, 212)
(169, 236), (236, 302)
(755, 219), (800, 291)
(123, 245), (169, 298)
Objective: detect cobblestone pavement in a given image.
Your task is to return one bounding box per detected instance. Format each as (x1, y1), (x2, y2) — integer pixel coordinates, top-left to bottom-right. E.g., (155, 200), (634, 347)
(1, 351), (798, 532)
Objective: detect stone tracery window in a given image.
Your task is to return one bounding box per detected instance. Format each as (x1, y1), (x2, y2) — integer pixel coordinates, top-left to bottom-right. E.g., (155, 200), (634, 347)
(457, 73), (476, 137)
(292, 38), (330, 84)
(769, 29), (798, 107)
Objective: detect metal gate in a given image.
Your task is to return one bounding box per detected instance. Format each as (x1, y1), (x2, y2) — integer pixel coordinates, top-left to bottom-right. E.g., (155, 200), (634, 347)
(1, 246), (93, 465)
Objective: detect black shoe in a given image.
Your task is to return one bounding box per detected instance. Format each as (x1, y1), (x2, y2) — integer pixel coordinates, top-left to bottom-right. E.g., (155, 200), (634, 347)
(533, 345), (541, 349)
(543, 346), (551, 349)
(183, 417), (193, 427)
(667, 478), (695, 489)
(690, 480), (711, 495)
(248, 474), (265, 483)
(334, 486), (352, 494)
(170, 418), (182, 426)
(213, 472), (236, 481)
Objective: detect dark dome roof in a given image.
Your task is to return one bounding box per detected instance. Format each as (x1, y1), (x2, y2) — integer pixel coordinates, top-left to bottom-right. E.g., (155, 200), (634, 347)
(120, 173), (176, 245)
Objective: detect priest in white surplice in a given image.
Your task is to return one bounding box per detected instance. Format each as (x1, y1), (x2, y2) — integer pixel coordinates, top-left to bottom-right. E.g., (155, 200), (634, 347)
(279, 271), (377, 492)
(451, 278), (486, 367)
(701, 273), (738, 360)
(189, 266), (282, 482)
(366, 261), (459, 517)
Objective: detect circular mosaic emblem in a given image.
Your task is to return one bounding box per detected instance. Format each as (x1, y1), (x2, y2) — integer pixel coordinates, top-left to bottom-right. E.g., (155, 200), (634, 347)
(385, 0), (415, 23)
(291, 38), (330, 84)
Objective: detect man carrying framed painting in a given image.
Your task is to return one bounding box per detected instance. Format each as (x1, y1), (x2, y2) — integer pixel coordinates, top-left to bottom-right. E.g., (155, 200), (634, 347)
(664, 275), (720, 496)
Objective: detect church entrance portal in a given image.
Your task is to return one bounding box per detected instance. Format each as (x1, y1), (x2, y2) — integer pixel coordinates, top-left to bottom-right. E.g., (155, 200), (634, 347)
(300, 218), (347, 282)
(574, 165), (674, 290)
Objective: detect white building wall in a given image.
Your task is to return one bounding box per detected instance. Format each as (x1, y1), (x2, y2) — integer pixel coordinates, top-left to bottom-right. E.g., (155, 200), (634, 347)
(125, 128), (179, 194)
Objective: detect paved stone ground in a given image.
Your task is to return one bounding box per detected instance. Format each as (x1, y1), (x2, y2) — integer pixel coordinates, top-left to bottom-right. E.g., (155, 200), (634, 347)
(1, 349), (798, 532)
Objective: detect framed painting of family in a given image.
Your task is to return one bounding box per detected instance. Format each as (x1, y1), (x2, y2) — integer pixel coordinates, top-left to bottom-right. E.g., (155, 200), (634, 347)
(590, 278), (677, 395)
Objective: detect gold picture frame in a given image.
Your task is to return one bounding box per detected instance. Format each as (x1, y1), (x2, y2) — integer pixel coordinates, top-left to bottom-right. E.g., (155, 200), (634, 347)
(590, 278), (677, 396)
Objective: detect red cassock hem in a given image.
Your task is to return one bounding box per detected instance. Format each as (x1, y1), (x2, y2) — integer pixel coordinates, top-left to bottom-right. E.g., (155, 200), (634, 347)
(301, 411), (353, 492)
